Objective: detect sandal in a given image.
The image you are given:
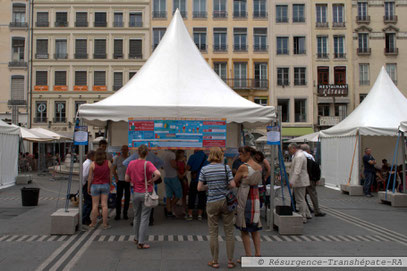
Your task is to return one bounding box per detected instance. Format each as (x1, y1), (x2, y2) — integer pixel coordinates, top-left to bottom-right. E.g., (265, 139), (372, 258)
(137, 243), (150, 249)
(133, 239), (138, 245)
(227, 262), (236, 269)
(208, 261), (219, 269)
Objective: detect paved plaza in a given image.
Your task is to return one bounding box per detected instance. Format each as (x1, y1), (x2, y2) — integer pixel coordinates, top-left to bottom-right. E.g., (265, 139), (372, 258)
(0, 174), (406, 271)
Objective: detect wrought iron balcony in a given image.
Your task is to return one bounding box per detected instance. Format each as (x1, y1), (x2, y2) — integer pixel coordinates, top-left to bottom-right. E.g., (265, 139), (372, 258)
(129, 21), (143, 27)
(94, 21), (107, 27)
(357, 48), (371, 55)
(356, 16), (370, 24)
(34, 117), (48, 123)
(384, 15), (397, 24)
(334, 52), (346, 59)
(129, 54), (143, 59)
(316, 22), (329, 28)
(233, 44), (248, 52)
(36, 21), (49, 27)
(317, 52), (329, 59)
(213, 11), (227, 18)
(74, 53), (88, 59)
(213, 44), (227, 52)
(114, 21), (123, 27)
(294, 49), (306, 55)
(75, 21), (88, 27)
(9, 22), (28, 28)
(293, 17), (305, 23)
(53, 117), (66, 123)
(384, 47), (398, 56)
(233, 11), (247, 19)
(276, 17), (288, 23)
(113, 53), (123, 59)
(253, 11), (267, 18)
(193, 11), (207, 18)
(195, 44), (207, 51)
(54, 53), (68, 59)
(8, 61), (28, 67)
(35, 53), (49, 59)
(55, 21), (68, 27)
(225, 79), (269, 90)
(332, 22), (346, 28)
(253, 44), (268, 52)
(152, 11), (167, 19)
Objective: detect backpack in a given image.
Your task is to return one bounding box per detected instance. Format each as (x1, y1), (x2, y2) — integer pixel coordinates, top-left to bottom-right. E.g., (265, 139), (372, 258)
(306, 158), (321, 182)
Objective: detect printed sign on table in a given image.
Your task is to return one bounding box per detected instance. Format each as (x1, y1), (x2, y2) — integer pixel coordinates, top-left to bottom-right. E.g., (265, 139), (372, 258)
(267, 125), (280, 145)
(74, 126), (88, 145)
(128, 118), (227, 149)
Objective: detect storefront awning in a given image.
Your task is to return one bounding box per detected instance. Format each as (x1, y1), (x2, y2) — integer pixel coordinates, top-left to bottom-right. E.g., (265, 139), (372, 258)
(282, 127), (314, 137)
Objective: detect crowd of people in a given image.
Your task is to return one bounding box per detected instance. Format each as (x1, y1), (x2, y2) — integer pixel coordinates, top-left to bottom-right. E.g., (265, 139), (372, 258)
(81, 140), (328, 268)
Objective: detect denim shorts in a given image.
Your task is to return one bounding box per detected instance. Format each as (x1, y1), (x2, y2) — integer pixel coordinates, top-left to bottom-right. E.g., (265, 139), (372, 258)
(91, 183), (110, 196)
(164, 177), (182, 199)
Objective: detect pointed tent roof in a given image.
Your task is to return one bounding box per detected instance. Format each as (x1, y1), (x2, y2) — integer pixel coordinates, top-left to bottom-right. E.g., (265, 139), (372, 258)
(320, 67), (407, 137)
(78, 10), (275, 126)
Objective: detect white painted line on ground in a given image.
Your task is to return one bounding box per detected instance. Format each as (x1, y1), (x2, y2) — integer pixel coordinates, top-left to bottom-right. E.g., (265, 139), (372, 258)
(129, 235), (135, 242)
(57, 236), (66, 242)
(0, 235), (10, 241)
(187, 235), (193, 241)
(169, 235), (174, 241)
(159, 235), (164, 241)
(118, 235), (125, 242)
(291, 236), (303, 242)
(98, 235), (106, 242)
(346, 235), (360, 242)
(336, 235), (351, 242)
(178, 235), (183, 241)
(6, 235), (19, 242)
(300, 236), (312, 242)
(364, 235), (379, 242)
(197, 235), (203, 241)
(108, 235), (115, 242)
(271, 235), (283, 242)
(327, 235), (342, 242)
(148, 235), (154, 241)
(308, 235), (320, 242)
(356, 235), (371, 242)
(263, 235), (272, 242)
(16, 235), (30, 242)
(319, 236), (332, 242)
(47, 236), (57, 242)
(281, 236), (293, 242)
(26, 235), (38, 242)
(37, 235), (48, 242)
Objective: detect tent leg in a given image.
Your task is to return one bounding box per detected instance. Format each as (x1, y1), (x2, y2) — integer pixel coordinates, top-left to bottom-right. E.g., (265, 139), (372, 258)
(267, 144), (275, 231)
(78, 118), (84, 231)
(401, 132), (406, 194)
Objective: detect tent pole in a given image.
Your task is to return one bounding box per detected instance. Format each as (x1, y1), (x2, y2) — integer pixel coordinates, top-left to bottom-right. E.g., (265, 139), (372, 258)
(401, 131), (406, 194)
(358, 132), (361, 185)
(78, 118), (84, 231)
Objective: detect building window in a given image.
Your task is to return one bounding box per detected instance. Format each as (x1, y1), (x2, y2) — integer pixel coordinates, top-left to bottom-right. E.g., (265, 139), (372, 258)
(36, 12), (49, 27)
(254, 97), (267, 106)
(153, 28), (166, 49)
(316, 4), (327, 23)
(55, 39), (67, 59)
(114, 12), (123, 27)
(292, 4), (305, 23)
(36, 71), (47, 86)
(75, 12), (88, 27)
(253, 0), (266, 18)
(36, 39), (48, 59)
(234, 62), (247, 88)
(333, 4), (345, 25)
(385, 33), (396, 53)
(317, 66), (329, 85)
(11, 37), (25, 62)
(113, 72), (123, 91)
(75, 71), (87, 86)
(10, 75), (25, 102)
(75, 39), (87, 59)
(358, 33), (369, 53)
(276, 5), (288, 23)
(318, 104), (330, 117)
(94, 71), (106, 86)
(55, 12), (68, 27)
(233, 0), (247, 18)
(12, 4), (26, 26)
(335, 104), (347, 119)
(334, 66), (346, 84)
(276, 37), (289, 55)
(214, 62), (227, 81)
(75, 101), (86, 115)
(94, 39), (106, 59)
(333, 36), (345, 58)
(213, 0), (227, 18)
(193, 0), (207, 18)
(357, 2), (368, 21)
(55, 71), (67, 86)
(114, 39), (123, 59)
(193, 28), (207, 51)
(233, 28), (247, 51)
(384, 1), (395, 21)
(153, 0), (167, 18)
(129, 40), (142, 59)
(277, 68), (289, 86)
(317, 36), (328, 58)
(386, 63), (397, 84)
(359, 64), (369, 85)
(173, 0), (187, 18)
(254, 63), (268, 88)
(54, 101), (66, 123)
(213, 28), (227, 51)
(295, 99), (306, 122)
(293, 36), (306, 55)
(129, 12), (142, 27)
(35, 101), (47, 123)
(294, 67), (306, 86)
(278, 99), (290, 122)
(254, 28), (267, 51)
(94, 12), (107, 27)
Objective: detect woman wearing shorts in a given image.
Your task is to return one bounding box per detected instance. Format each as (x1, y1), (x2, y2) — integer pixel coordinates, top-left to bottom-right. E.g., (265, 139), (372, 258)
(87, 148), (113, 230)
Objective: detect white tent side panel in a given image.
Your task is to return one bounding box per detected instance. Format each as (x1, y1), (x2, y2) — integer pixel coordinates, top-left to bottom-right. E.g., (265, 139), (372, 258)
(401, 121), (407, 133)
(361, 136), (404, 168)
(0, 133), (19, 188)
(321, 136), (360, 187)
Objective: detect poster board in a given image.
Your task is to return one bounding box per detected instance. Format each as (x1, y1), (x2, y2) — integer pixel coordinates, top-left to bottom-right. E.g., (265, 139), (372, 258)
(128, 118), (226, 149)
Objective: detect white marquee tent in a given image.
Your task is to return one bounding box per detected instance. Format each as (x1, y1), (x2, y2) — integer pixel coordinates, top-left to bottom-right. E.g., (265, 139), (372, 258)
(78, 10), (275, 146)
(287, 132), (319, 143)
(320, 67), (407, 187)
(401, 121), (407, 133)
(0, 120), (19, 188)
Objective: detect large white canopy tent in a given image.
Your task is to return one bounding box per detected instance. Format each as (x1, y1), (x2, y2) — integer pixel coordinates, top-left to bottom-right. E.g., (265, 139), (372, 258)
(0, 120), (19, 188)
(320, 67), (407, 188)
(78, 10), (275, 147)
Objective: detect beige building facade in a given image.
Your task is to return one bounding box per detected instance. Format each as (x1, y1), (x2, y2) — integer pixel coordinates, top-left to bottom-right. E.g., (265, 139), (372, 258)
(31, 0), (150, 138)
(352, 0), (407, 105)
(0, 0), (30, 126)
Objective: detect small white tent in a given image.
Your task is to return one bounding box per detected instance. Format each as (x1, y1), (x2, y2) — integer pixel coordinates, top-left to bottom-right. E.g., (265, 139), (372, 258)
(78, 10), (275, 146)
(320, 67), (407, 187)
(287, 132), (319, 143)
(0, 120), (19, 188)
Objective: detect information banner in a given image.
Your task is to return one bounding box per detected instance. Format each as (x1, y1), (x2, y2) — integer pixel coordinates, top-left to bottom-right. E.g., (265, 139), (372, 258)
(267, 125), (281, 145)
(74, 126), (88, 146)
(128, 118), (226, 149)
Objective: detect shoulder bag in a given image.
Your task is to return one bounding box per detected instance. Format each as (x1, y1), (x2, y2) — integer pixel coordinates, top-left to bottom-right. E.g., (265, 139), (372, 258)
(224, 165), (238, 212)
(144, 161), (159, 208)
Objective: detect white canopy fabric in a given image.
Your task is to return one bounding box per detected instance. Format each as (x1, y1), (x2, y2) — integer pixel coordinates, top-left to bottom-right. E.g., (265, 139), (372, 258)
(17, 127), (54, 142)
(400, 121), (407, 133)
(287, 132), (319, 143)
(320, 67), (407, 138)
(0, 119), (19, 135)
(0, 120), (19, 188)
(78, 10), (275, 126)
(31, 128), (72, 141)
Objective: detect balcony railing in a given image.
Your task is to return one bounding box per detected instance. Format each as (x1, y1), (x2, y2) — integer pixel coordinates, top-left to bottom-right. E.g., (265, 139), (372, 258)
(277, 80), (290, 86)
(277, 49), (289, 55)
(293, 17), (305, 23)
(359, 80), (370, 86)
(384, 47), (398, 55)
(332, 21), (345, 27)
(357, 48), (371, 55)
(8, 61), (28, 67)
(225, 79), (269, 89)
(8, 99), (26, 106)
(113, 53), (123, 59)
(253, 11), (267, 18)
(114, 21), (123, 27)
(93, 54), (107, 59)
(152, 11), (167, 18)
(113, 85), (122, 91)
(233, 45), (248, 52)
(276, 17), (289, 23)
(356, 16), (370, 23)
(294, 80), (307, 86)
(252, 79), (269, 89)
(213, 44), (227, 52)
(54, 53), (68, 59)
(75, 21), (88, 27)
(36, 21), (49, 27)
(196, 44), (207, 51)
(53, 117), (66, 123)
(129, 21), (143, 27)
(233, 11), (248, 18)
(317, 52), (329, 59)
(129, 54), (143, 59)
(334, 52), (346, 59)
(55, 21), (68, 27)
(213, 11), (227, 18)
(94, 21), (107, 27)
(384, 15), (397, 23)
(294, 49), (306, 55)
(74, 53), (88, 59)
(34, 117), (47, 123)
(9, 22), (28, 28)
(253, 44), (268, 52)
(35, 53), (49, 59)
(316, 22), (329, 28)
(193, 11), (207, 18)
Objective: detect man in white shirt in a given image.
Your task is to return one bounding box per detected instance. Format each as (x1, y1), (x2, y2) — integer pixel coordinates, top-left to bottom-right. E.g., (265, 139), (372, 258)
(82, 150), (95, 225)
(161, 150), (181, 217)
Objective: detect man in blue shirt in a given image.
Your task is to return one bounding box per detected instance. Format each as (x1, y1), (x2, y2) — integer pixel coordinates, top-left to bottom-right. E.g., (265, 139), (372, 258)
(363, 148), (376, 197)
(186, 150), (209, 220)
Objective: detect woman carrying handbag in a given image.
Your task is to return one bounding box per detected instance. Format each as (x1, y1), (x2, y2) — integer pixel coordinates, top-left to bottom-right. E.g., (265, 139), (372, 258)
(125, 144), (161, 249)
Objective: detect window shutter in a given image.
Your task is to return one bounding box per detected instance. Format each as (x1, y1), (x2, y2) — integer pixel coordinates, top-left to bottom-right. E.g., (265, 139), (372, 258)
(36, 39), (48, 56)
(113, 72), (123, 90)
(36, 71), (47, 85)
(55, 71), (66, 85)
(76, 12), (87, 23)
(11, 75), (24, 101)
(94, 71), (105, 86)
(56, 12), (67, 22)
(95, 12), (107, 26)
(37, 12), (48, 23)
(114, 39), (123, 56)
(75, 39), (87, 54)
(129, 40), (142, 57)
(94, 39), (106, 55)
(75, 71), (87, 85)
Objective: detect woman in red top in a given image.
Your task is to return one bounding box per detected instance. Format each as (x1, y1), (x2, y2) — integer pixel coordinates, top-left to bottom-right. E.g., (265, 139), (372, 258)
(125, 144), (161, 249)
(87, 148), (113, 229)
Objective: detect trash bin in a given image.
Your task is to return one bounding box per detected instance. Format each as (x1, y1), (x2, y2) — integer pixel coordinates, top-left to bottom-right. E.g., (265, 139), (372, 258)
(21, 187), (40, 206)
